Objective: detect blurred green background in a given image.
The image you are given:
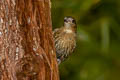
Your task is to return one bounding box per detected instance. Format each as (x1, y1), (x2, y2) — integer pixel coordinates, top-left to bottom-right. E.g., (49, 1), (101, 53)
(51, 0), (120, 80)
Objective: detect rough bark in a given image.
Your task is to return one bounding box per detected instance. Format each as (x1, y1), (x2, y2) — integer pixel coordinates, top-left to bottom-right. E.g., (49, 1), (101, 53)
(0, 0), (59, 80)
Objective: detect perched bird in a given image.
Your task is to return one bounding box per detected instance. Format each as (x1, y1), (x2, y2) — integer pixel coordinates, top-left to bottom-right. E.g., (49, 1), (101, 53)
(53, 16), (77, 64)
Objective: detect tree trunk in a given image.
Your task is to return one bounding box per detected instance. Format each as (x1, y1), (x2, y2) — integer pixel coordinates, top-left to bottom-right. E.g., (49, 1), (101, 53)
(0, 0), (59, 80)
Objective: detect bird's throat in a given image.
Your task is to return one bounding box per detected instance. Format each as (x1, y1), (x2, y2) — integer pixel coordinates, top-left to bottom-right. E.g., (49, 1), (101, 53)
(64, 29), (73, 33)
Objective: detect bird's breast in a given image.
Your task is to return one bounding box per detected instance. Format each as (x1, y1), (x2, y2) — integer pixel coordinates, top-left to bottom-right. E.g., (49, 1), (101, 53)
(55, 33), (76, 58)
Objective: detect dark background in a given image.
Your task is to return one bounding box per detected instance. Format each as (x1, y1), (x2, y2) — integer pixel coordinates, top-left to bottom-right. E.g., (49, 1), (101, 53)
(52, 0), (120, 80)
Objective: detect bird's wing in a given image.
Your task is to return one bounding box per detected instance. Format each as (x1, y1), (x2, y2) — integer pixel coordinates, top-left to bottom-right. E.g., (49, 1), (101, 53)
(53, 28), (64, 57)
(53, 28), (62, 38)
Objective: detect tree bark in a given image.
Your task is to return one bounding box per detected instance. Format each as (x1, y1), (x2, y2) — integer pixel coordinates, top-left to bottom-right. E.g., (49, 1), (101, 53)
(0, 0), (59, 80)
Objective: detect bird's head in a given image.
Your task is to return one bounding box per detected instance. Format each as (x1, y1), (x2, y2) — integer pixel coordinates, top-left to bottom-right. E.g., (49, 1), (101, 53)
(63, 16), (77, 32)
(64, 16), (76, 28)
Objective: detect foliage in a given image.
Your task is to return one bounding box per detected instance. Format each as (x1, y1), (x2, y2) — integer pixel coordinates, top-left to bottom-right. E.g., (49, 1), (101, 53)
(52, 0), (120, 80)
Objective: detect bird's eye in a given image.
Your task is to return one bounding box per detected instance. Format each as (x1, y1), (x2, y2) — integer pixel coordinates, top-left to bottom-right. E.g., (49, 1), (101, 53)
(64, 19), (68, 22)
(72, 19), (76, 23)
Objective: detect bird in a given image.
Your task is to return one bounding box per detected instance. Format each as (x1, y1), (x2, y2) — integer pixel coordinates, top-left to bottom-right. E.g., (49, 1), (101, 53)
(53, 16), (77, 64)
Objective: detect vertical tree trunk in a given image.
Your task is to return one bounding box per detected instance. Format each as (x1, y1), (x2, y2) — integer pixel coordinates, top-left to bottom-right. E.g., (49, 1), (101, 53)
(0, 0), (59, 80)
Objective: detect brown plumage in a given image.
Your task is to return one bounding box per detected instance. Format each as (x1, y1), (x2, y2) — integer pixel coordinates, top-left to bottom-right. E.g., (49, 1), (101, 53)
(53, 16), (77, 64)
